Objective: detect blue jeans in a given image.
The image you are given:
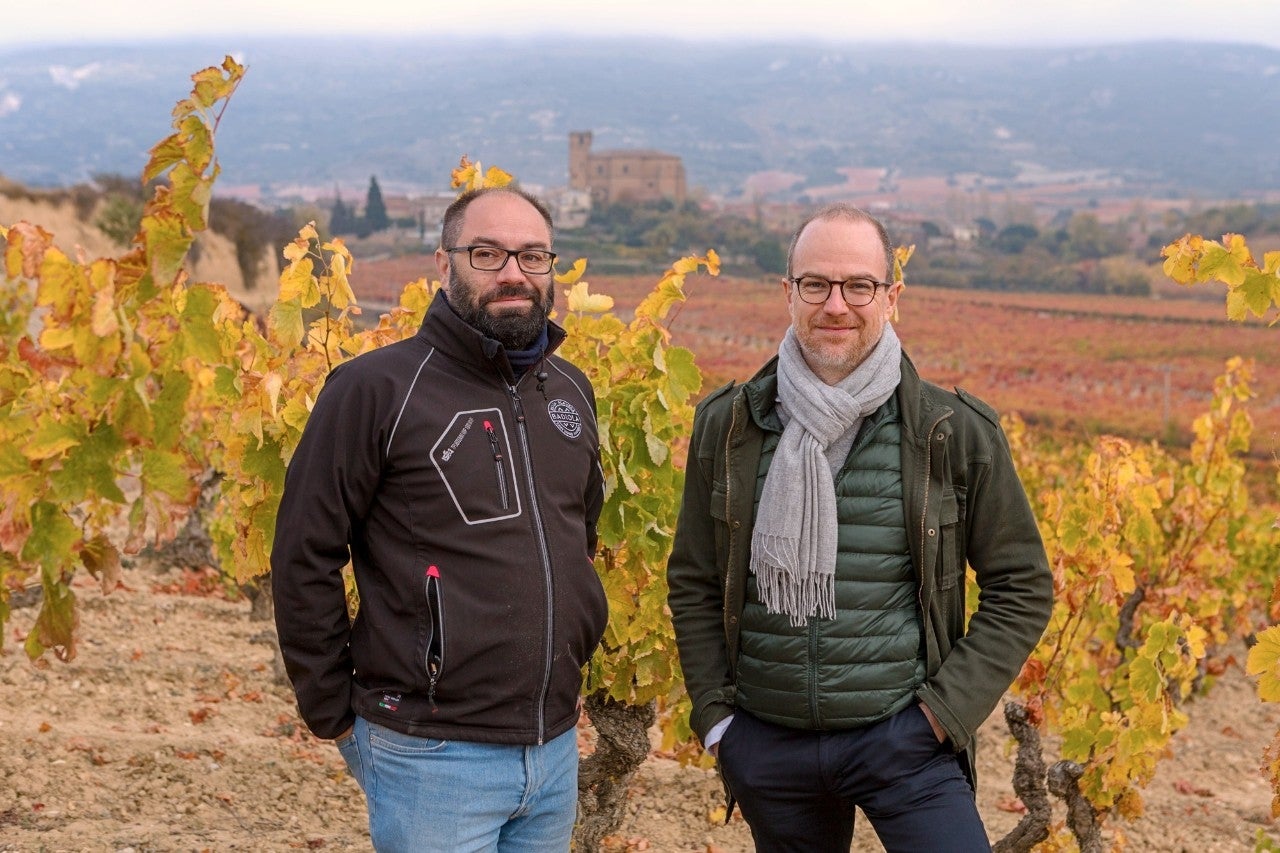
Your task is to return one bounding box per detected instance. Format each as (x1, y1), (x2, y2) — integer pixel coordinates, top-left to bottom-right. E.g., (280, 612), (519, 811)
(337, 716), (578, 852)
(717, 706), (992, 853)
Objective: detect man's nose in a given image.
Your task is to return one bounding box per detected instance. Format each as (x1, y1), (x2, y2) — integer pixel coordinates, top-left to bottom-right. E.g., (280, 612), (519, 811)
(822, 285), (850, 314)
(495, 253), (528, 283)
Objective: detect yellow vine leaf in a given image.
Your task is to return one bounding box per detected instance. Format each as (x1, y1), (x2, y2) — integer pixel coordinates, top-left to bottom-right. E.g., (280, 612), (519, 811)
(566, 281), (613, 313)
(25, 417), (82, 460)
(1161, 234), (1204, 283)
(893, 243), (915, 282)
(671, 256), (701, 275)
(1236, 269), (1280, 321)
(34, 247), (79, 315)
(450, 157), (514, 191)
(705, 248), (721, 274)
(7, 222), (55, 279)
(88, 263), (119, 337)
(1248, 626), (1280, 702)
(79, 535), (122, 595)
(483, 166), (514, 187)
(143, 135), (186, 184)
(323, 241), (357, 310)
(555, 257), (587, 286)
(278, 256), (318, 306)
(141, 205), (191, 288)
(262, 371), (284, 418)
(1198, 232), (1252, 287)
(176, 115), (214, 178)
(39, 325), (75, 352)
(268, 300), (305, 350)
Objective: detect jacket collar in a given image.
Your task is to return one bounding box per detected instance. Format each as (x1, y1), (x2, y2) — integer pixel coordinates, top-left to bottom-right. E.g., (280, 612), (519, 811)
(741, 355), (780, 432)
(415, 289), (566, 384)
(896, 351), (952, 443)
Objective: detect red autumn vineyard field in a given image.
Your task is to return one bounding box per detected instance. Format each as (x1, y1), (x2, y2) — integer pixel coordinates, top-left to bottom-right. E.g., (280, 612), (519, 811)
(583, 273), (1280, 461)
(351, 256), (1277, 461)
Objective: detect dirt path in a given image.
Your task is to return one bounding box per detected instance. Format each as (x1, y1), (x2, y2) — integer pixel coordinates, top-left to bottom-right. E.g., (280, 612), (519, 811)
(1, 566), (1276, 851)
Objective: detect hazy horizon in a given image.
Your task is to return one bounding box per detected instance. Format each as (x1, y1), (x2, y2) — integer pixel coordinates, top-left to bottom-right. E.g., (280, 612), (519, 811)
(4, 0), (1280, 51)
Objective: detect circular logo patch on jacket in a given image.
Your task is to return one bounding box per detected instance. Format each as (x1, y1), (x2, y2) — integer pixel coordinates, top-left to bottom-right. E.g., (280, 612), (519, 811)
(547, 399), (582, 439)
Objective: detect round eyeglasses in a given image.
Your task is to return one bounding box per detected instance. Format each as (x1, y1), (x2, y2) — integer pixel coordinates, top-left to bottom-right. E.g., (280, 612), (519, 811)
(788, 275), (889, 306)
(447, 245), (557, 275)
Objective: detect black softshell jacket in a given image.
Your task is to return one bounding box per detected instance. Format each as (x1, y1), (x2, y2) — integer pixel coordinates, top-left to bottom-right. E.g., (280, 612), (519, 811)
(272, 290), (608, 744)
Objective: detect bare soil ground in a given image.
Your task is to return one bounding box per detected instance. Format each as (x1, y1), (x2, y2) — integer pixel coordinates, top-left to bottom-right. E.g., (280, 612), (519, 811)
(1, 565), (1277, 852)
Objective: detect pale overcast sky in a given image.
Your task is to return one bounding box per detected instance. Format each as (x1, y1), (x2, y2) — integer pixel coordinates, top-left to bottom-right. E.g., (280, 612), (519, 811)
(4, 0), (1279, 49)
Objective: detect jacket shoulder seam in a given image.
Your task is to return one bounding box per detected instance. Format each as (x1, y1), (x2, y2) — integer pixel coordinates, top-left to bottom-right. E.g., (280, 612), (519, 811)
(694, 380), (737, 416)
(953, 386), (1000, 428)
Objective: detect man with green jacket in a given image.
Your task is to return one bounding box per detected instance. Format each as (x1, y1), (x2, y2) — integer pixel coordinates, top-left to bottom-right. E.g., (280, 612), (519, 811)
(667, 203), (1053, 852)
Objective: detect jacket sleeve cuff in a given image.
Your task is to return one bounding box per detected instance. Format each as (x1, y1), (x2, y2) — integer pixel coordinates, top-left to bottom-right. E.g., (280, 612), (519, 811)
(915, 685), (969, 752)
(692, 690), (736, 743)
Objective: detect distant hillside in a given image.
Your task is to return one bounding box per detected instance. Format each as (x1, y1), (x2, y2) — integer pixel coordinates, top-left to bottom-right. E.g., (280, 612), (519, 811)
(0, 184), (278, 313)
(1, 39), (1278, 198)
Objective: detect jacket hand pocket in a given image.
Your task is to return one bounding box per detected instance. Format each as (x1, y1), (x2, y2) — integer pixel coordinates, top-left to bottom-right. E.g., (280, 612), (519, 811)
(424, 565), (446, 707)
(710, 480), (729, 557)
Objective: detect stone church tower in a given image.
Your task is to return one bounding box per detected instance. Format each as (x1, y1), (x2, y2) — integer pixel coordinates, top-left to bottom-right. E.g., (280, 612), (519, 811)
(567, 131), (686, 206)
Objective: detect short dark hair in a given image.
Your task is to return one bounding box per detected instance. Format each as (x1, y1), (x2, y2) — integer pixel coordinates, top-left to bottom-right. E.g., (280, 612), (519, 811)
(786, 203), (894, 280)
(440, 186), (555, 250)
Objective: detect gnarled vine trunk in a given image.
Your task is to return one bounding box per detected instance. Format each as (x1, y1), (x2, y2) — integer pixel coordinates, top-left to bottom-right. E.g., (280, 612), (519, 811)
(574, 692), (656, 851)
(994, 701), (1053, 852)
(1049, 760), (1104, 853)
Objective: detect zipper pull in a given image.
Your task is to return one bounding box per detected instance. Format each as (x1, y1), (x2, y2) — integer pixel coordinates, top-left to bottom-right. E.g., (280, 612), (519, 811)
(483, 421), (503, 462)
(509, 387), (526, 423)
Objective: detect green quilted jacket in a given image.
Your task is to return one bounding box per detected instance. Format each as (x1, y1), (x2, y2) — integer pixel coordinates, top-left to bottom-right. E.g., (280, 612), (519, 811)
(668, 351), (1053, 785)
(735, 399), (926, 730)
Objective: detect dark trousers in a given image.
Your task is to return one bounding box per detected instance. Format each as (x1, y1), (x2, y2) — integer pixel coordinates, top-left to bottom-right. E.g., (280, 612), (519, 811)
(716, 706), (992, 853)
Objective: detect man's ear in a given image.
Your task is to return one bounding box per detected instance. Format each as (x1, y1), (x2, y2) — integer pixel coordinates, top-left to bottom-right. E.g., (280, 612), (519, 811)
(884, 281), (904, 316)
(435, 247), (450, 288)
(780, 276), (794, 308)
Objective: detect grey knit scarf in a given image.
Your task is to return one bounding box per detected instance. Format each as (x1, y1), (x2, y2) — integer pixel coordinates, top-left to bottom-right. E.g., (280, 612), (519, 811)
(749, 323), (903, 627)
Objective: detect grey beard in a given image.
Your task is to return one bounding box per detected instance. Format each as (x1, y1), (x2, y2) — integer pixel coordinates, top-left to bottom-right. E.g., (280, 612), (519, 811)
(449, 272), (553, 350)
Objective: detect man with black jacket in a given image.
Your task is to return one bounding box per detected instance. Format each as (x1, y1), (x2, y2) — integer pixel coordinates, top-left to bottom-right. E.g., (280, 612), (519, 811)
(272, 186), (607, 852)
(667, 203), (1053, 852)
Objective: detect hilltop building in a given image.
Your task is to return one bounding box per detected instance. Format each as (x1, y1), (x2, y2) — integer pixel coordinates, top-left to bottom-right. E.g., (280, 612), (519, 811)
(568, 131), (686, 206)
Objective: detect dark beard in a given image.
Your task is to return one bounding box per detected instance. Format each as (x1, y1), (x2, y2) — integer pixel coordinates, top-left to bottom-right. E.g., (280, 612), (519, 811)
(448, 270), (553, 350)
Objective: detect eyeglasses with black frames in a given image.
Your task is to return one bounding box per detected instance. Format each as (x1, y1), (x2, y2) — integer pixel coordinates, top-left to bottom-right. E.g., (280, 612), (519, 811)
(787, 275), (890, 306)
(447, 245), (557, 275)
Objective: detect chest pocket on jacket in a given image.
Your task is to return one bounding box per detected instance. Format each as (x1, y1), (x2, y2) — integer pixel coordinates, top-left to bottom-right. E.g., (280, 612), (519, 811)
(937, 487), (965, 590)
(430, 408), (522, 525)
(710, 479), (729, 564)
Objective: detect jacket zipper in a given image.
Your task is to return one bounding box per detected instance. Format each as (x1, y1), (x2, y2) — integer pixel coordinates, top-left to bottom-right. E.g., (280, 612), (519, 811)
(484, 420), (510, 509)
(424, 564), (444, 711)
(724, 398), (741, 668)
(509, 383), (556, 745)
(808, 619), (821, 725)
(918, 411), (953, 620)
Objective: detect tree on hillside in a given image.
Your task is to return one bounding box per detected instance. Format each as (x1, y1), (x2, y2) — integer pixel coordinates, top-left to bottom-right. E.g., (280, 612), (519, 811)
(365, 175), (389, 232)
(1064, 212), (1126, 260)
(330, 187), (356, 235)
(994, 223), (1040, 254)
